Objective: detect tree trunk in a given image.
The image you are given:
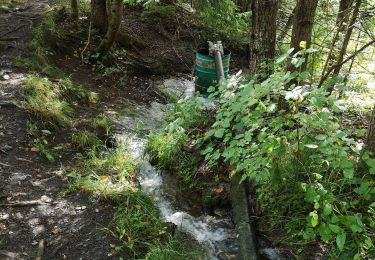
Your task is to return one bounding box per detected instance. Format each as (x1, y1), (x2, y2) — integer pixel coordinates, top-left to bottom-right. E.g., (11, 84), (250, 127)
(366, 105), (375, 154)
(97, 0), (123, 56)
(287, 0), (319, 73)
(249, 0), (279, 74)
(277, 6), (295, 44)
(320, 0), (354, 80)
(71, 0), (78, 20)
(236, 0), (251, 12)
(91, 0), (108, 33)
(332, 0), (361, 77)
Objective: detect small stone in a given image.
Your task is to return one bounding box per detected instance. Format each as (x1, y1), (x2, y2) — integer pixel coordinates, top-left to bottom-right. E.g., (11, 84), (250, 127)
(32, 241), (38, 246)
(3, 74), (10, 80)
(40, 195), (52, 202)
(94, 209), (99, 213)
(2, 213), (9, 220)
(81, 206), (87, 210)
(75, 206), (82, 210)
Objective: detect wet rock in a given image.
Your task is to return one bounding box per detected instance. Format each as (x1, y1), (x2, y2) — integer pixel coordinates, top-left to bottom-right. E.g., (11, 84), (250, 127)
(259, 248), (280, 260)
(217, 252), (238, 260)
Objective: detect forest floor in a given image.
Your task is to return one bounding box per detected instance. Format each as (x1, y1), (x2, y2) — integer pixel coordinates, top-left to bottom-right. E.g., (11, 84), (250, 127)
(0, 0), (185, 259)
(0, 1), (122, 259)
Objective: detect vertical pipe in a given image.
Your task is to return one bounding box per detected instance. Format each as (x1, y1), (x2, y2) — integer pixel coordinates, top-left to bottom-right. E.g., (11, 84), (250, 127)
(214, 49), (225, 82)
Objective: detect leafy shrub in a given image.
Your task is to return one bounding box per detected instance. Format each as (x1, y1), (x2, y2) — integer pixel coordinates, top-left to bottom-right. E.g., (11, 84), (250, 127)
(201, 50), (375, 258)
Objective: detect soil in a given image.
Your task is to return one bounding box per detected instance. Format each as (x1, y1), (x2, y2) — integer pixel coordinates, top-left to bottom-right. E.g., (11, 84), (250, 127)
(0, 1), (217, 259)
(0, 1), (123, 259)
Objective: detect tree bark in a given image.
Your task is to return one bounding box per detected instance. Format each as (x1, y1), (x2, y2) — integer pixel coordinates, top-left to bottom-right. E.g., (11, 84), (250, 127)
(91, 0), (108, 33)
(277, 6), (295, 44)
(249, 0), (279, 74)
(366, 105), (375, 154)
(332, 0), (361, 77)
(287, 0), (319, 73)
(320, 0), (354, 79)
(71, 0), (78, 20)
(97, 0), (123, 56)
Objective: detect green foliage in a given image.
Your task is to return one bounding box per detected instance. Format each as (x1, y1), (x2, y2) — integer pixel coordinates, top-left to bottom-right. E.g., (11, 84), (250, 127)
(193, 0), (249, 47)
(141, 5), (176, 21)
(22, 75), (73, 127)
(112, 192), (167, 257)
(146, 97), (212, 187)
(200, 50), (375, 257)
(22, 75), (97, 127)
(71, 130), (100, 149)
(15, 55), (65, 79)
(92, 114), (112, 136)
(145, 236), (196, 260)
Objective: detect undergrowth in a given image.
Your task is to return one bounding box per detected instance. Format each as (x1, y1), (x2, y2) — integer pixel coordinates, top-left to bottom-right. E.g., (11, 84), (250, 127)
(198, 49), (375, 258)
(145, 97), (213, 188)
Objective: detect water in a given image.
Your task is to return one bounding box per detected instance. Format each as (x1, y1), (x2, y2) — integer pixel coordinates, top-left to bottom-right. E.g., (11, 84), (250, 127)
(112, 78), (239, 259)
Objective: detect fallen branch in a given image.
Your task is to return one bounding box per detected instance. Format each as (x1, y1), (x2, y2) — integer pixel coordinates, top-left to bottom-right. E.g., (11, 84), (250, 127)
(0, 162), (11, 167)
(0, 200), (49, 207)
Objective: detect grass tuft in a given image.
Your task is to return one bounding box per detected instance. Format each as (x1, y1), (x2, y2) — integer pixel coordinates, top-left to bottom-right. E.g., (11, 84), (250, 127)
(22, 75), (73, 127)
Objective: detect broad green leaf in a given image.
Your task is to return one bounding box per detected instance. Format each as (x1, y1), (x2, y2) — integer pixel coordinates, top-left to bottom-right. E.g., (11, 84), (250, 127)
(329, 224), (341, 234)
(323, 203), (332, 215)
(309, 211), (319, 227)
(214, 129), (225, 138)
(343, 168), (354, 179)
(336, 232), (346, 251)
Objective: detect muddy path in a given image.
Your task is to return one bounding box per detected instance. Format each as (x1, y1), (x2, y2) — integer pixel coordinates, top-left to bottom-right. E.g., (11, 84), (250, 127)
(0, 2), (117, 259)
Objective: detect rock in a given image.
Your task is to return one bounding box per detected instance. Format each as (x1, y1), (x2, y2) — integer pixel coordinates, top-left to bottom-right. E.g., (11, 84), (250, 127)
(2, 213), (9, 220)
(94, 209), (99, 213)
(2, 74), (10, 80)
(40, 195), (52, 203)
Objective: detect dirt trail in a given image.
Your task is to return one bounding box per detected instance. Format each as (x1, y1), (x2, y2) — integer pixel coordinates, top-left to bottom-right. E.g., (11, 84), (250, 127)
(0, 2), (116, 259)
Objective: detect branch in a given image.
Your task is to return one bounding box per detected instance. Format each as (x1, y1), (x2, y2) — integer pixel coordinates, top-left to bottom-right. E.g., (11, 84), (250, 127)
(319, 39), (375, 87)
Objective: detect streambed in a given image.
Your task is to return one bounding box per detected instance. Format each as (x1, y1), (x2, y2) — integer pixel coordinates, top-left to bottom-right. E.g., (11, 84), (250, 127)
(112, 78), (279, 259)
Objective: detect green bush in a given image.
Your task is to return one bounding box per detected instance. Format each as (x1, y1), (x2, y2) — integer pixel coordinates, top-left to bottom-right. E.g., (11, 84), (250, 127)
(201, 49), (375, 258)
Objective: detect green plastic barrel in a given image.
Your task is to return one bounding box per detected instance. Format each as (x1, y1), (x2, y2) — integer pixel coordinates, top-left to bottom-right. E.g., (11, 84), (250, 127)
(195, 48), (231, 94)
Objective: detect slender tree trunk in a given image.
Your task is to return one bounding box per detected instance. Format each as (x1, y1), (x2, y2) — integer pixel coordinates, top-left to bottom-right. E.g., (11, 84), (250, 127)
(97, 0), (123, 56)
(332, 0), (361, 77)
(366, 105), (375, 154)
(91, 0), (108, 33)
(71, 0), (78, 20)
(249, 0), (279, 74)
(320, 0), (354, 80)
(287, 0), (319, 73)
(277, 6), (295, 44)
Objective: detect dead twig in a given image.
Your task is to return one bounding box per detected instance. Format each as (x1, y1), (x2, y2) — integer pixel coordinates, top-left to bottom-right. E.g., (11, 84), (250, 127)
(81, 19), (92, 64)
(0, 162), (11, 167)
(0, 200), (49, 207)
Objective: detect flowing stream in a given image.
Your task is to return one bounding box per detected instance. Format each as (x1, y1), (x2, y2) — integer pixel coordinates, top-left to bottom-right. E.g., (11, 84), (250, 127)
(112, 78), (239, 259)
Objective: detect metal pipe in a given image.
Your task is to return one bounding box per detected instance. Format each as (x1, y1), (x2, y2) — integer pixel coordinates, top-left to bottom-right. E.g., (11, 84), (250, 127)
(214, 49), (225, 82)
